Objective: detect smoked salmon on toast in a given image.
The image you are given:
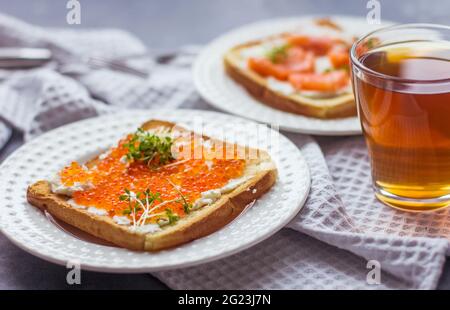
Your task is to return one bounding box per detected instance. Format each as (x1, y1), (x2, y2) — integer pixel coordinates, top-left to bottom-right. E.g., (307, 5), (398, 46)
(224, 18), (357, 119)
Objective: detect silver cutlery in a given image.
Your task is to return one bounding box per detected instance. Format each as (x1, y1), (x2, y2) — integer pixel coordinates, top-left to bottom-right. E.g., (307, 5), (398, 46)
(0, 47), (52, 68)
(0, 47), (151, 78)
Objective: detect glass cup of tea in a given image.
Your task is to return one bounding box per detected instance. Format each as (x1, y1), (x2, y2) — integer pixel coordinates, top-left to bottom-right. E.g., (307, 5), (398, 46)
(350, 24), (450, 212)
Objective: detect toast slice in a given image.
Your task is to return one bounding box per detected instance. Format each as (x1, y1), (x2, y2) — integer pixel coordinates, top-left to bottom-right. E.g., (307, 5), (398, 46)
(224, 33), (357, 119)
(27, 120), (277, 251)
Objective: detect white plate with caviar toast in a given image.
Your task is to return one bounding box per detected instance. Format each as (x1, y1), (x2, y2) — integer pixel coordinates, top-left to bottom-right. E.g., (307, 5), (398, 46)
(194, 15), (393, 135)
(0, 110), (310, 272)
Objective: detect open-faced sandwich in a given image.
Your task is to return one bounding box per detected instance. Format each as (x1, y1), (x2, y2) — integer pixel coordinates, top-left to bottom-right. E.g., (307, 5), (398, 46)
(27, 120), (277, 251)
(224, 18), (356, 119)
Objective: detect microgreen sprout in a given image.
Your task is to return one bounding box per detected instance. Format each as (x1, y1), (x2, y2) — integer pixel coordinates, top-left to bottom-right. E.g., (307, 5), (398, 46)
(119, 182), (193, 228)
(165, 208), (179, 224)
(165, 178), (193, 214)
(124, 128), (174, 168)
(266, 44), (290, 63)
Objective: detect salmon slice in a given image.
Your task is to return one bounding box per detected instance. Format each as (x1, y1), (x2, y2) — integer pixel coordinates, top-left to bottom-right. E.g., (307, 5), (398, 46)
(289, 70), (349, 92)
(248, 57), (290, 80)
(328, 45), (350, 68)
(285, 47), (315, 73)
(248, 46), (315, 80)
(286, 35), (343, 56)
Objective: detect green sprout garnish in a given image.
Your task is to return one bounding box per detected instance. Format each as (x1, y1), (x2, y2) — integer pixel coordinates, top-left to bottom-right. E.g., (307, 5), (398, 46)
(265, 44), (290, 63)
(124, 128), (174, 168)
(365, 38), (380, 49)
(118, 182), (194, 228)
(166, 178), (193, 214)
(165, 208), (179, 225)
(120, 188), (161, 216)
(183, 201), (193, 214)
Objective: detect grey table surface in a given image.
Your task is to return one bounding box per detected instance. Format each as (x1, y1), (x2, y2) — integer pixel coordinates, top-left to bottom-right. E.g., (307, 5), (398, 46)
(1, 0), (450, 290)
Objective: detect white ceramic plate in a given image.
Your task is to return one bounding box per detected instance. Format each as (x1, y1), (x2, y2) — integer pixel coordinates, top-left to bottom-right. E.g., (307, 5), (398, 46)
(193, 15), (393, 135)
(0, 109), (310, 273)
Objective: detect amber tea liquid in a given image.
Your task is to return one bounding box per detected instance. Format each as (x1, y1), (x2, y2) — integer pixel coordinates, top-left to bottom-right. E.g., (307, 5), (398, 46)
(353, 41), (450, 211)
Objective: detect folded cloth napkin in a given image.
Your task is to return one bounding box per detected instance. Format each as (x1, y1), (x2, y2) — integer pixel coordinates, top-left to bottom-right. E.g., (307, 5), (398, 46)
(0, 14), (448, 289)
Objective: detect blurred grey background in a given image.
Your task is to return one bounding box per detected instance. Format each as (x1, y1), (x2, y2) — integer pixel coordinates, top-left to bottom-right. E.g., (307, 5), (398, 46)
(0, 0), (450, 290)
(0, 0), (449, 50)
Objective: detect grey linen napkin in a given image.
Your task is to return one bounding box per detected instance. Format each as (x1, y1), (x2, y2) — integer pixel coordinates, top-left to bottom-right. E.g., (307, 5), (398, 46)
(0, 14), (448, 289)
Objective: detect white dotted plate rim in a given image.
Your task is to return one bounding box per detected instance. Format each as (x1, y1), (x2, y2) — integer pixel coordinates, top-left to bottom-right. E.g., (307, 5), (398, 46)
(193, 15), (394, 136)
(0, 109), (310, 273)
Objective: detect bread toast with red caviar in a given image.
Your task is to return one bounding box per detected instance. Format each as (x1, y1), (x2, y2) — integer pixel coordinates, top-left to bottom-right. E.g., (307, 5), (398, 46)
(27, 120), (277, 251)
(224, 20), (357, 119)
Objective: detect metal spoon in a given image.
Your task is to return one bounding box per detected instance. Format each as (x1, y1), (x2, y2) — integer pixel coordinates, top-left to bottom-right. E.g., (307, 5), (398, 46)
(0, 47), (52, 68)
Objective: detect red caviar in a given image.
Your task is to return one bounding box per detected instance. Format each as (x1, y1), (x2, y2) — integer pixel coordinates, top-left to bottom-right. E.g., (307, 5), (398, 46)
(59, 135), (246, 222)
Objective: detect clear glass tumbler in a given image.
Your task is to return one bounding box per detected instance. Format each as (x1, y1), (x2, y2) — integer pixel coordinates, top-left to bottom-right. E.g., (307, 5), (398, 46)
(350, 24), (450, 212)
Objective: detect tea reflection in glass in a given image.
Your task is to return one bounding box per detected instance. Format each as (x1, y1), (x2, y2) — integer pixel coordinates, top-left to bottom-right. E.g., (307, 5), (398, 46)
(351, 24), (450, 211)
